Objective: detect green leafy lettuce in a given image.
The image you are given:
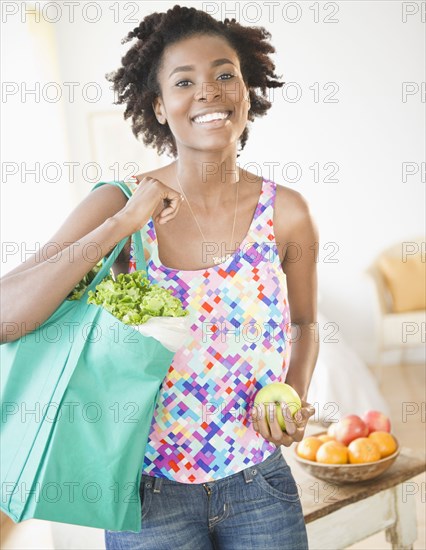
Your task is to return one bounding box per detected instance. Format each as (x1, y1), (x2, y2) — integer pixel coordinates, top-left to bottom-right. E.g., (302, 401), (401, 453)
(85, 270), (188, 325)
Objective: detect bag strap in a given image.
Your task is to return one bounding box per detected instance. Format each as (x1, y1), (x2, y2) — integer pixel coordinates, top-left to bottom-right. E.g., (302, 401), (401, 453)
(81, 181), (147, 298)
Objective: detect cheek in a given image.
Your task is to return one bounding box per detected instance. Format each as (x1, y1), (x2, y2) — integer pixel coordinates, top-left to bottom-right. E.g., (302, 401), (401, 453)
(235, 94), (251, 116)
(163, 89), (190, 116)
(229, 82), (250, 111)
(163, 96), (193, 132)
(164, 92), (190, 117)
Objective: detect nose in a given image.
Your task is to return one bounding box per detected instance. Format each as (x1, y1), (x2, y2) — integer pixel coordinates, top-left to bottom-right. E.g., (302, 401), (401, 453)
(194, 81), (222, 103)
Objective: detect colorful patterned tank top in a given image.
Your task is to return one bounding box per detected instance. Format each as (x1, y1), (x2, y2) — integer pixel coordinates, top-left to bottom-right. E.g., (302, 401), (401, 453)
(126, 176), (292, 483)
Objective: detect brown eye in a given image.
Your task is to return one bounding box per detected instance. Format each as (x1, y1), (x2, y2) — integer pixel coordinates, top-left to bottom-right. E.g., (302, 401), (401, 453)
(176, 80), (191, 87)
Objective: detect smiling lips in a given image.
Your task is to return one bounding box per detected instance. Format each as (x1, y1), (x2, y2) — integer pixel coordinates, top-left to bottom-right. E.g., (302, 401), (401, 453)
(192, 111), (232, 124)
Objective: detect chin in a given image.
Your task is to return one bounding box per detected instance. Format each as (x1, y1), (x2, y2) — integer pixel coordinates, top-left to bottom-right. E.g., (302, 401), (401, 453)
(185, 137), (235, 152)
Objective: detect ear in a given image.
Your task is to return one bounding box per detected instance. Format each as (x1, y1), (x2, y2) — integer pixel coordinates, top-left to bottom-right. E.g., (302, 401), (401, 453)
(152, 97), (167, 125)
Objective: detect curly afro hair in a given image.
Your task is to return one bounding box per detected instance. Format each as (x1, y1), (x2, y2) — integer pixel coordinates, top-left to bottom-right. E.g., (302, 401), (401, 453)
(106, 4), (284, 158)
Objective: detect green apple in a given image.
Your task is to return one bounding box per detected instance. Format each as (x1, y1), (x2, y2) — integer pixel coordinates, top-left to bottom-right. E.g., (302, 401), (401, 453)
(253, 382), (302, 432)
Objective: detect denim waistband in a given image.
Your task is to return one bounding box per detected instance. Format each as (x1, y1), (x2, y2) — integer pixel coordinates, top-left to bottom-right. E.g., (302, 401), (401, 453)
(142, 446), (286, 495)
(241, 446), (287, 483)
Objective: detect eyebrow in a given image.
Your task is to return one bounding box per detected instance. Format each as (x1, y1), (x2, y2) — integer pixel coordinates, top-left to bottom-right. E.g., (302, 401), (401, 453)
(168, 58), (236, 79)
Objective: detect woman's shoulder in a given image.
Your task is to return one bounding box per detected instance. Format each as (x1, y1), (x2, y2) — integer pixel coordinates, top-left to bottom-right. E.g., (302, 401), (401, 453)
(132, 166), (173, 184)
(132, 164), (173, 183)
(242, 169), (307, 211)
(273, 181), (317, 242)
(274, 182), (311, 214)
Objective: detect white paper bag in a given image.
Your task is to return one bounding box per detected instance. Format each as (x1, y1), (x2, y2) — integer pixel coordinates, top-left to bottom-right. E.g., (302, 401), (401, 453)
(133, 315), (192, 352)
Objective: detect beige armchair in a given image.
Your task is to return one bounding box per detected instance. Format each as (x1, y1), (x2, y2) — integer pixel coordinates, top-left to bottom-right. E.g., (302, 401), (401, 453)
(366, 237), (425, 385)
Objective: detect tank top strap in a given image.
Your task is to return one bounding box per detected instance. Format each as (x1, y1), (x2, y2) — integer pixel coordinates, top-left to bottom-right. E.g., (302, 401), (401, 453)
(247, 178), (276, 241)
(242, 178), (279, 265)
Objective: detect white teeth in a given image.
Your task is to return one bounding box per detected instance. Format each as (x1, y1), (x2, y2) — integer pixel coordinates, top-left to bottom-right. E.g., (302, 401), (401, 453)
(193, 111), (230, 124)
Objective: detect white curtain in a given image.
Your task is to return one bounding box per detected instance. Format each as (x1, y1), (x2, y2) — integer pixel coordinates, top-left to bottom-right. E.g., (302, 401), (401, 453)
(308, 312), (391, 423)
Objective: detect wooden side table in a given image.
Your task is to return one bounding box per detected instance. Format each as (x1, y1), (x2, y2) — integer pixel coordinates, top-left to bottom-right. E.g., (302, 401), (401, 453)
(283, 446), (425, 550)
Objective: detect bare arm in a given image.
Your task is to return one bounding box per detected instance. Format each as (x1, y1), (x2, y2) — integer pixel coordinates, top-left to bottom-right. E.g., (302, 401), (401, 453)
(1, 178), (184, 343)
(281, 191), (319, 402)
(251, 188), (319, 447)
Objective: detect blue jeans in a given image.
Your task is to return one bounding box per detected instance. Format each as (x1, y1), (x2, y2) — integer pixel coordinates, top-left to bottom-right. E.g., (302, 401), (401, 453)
(105, 446), (308, 549)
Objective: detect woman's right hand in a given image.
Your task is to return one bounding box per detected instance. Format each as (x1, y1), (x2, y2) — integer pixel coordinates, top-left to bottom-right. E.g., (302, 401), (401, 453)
(116, 176), (184, 233)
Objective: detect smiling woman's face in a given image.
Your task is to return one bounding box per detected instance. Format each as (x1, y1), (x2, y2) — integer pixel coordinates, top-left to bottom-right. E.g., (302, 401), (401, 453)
(153, 33), (251, 155)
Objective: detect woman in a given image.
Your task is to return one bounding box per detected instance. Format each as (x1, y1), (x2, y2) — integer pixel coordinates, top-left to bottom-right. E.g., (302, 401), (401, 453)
(1, 5), (319, 549)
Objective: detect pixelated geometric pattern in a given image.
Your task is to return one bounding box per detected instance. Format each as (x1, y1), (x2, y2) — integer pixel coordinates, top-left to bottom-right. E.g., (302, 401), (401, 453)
(125, 177), (292, 483)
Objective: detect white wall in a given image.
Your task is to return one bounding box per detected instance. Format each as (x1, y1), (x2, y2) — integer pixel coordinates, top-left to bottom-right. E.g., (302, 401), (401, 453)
(1, 9), (71, 272)
(2, 1), (424, 364)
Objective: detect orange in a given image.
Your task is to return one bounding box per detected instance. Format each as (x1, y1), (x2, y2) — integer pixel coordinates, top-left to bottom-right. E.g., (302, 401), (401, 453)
(368, 431), (397, 458)
(296, 437), (323, 461)
(318, 434), (334, 443)
(316, 441), (348, 464)
(348, 437), (381, 464)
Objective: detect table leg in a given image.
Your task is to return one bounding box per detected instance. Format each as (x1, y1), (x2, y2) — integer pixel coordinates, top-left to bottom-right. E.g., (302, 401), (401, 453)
(385, 484), (417, 550)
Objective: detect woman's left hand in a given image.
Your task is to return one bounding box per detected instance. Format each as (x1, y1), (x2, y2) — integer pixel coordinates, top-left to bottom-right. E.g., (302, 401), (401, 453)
(252, 400), (316, 447)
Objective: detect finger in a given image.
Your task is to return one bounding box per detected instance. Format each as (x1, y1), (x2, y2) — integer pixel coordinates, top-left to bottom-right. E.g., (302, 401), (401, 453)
(297, 405), (315, 427)
(292, 428), (306, 443)
(301, 400), (316, 416)
(157, 197), (184, 223)
(278, 431), (297, 447)
(258, 404), (272, 439)
(163, 196), (180, 210)
(159, 206), (176, 220)
(306, 405), (316, 418)
(251, 404), (260, 433)
(279, 420), (306, 446)
(132, 176), (154, 193)
(254, 404), (271, 439)
(268, 405), (285, 441)
(251, 404), (267, 435)
(281, 402), (297, 435)
(293, 410), (307, 429)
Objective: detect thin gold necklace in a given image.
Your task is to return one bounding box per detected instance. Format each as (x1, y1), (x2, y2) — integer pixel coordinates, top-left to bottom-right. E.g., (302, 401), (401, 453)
(175, 170), (239, 265)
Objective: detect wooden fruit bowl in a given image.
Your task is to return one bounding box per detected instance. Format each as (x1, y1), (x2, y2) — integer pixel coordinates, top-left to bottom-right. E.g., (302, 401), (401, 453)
(294, 431), (401, 484)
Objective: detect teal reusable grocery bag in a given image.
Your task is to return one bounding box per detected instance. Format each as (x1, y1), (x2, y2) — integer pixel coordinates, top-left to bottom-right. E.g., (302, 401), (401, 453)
(1, 181), (174, 532)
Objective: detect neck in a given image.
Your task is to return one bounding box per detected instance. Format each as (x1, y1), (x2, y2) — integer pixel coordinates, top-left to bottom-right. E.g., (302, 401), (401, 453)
(172, 150), (240, 210)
